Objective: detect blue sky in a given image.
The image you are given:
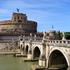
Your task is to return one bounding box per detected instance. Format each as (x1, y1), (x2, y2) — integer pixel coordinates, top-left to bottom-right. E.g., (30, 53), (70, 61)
(0, 0), (70, 32)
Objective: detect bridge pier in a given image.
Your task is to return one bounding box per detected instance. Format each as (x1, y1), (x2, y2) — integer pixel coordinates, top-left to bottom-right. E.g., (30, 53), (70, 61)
(38, 32), (47, 67)
(27, 33), (33, 59)
(27, 45), (32, 59)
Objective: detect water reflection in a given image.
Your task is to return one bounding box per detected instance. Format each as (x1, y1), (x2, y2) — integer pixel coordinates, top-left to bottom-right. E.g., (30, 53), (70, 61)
(0, 55), (69, 70)
(0, 55), (38, 70)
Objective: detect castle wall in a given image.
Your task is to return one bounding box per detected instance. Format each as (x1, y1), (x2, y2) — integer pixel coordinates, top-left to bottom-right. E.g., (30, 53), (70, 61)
(0, 36), (18, 40)
(0, 22), (37, 33)
(0, 12), (37, 49)
(0, 12), (37, 33)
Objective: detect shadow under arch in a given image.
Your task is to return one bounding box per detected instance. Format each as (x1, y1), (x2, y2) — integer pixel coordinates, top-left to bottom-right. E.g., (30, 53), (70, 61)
(48, 50), (68, 69)
(25, 45), (29, 54)
(33, 46), (41, 59)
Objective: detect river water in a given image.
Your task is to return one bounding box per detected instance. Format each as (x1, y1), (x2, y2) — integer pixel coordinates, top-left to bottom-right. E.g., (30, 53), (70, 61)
(0, 55), (69, 70)
(0, 55), (38, 70)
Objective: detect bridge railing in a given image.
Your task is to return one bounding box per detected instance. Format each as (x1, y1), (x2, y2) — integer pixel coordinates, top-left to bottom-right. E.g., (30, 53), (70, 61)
(23, 36), (70, 45)
(24, 36), (43, 42)
(47, 40), (70, 47)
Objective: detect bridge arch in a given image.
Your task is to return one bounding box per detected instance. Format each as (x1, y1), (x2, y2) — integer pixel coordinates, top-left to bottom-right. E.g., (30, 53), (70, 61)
(25, 45), (29, 54)
(48, 49), (68, 69)
(33, 46), (41, 59)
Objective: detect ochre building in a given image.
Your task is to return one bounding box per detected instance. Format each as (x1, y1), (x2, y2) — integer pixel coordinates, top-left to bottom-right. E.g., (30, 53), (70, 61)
(0, 12), (37, 35)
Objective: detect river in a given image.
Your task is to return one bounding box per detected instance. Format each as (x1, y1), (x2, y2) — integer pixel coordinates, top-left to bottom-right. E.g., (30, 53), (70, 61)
(0, 55), (69, 70)
(0, 55), (38, 70)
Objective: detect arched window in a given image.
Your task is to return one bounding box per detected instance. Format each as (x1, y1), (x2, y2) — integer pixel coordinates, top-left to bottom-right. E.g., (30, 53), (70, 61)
(18, 20), (22, 23)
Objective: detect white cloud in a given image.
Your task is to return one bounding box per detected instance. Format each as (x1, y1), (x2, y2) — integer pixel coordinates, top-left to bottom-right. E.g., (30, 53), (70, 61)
(0, 8), (8, 14)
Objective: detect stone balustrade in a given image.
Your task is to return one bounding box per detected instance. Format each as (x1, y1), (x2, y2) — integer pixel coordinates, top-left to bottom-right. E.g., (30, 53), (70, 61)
(47, 40), (70, 47)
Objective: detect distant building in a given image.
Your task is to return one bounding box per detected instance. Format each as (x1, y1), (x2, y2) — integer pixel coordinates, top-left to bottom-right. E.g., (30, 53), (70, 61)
(0, 12), (37, 35)
(0, 12), (37, 41)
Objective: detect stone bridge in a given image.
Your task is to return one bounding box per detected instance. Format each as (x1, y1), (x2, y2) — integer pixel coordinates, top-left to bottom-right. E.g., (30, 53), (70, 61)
(18, 33), (70, 69)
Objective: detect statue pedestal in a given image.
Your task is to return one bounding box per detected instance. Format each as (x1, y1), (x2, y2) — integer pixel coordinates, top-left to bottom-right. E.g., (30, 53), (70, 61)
(39, 59), (46, 67)
(27, 54), (32, 59)
(21, 51), (24, 55)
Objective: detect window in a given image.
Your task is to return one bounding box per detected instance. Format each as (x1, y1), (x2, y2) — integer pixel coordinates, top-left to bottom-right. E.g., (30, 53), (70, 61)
(18, 16), (19, 19)
(18, 20), (22, 22)
(21, 17), (22, 19)
(14, 17), (16, 21)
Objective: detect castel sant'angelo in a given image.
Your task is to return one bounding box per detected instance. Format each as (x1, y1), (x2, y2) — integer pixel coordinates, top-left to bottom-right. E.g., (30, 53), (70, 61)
(0, 11), (37, 35)
(0, 10), (68, 50)
(0, 10), (38, 41)
(0, 10), (64, 43)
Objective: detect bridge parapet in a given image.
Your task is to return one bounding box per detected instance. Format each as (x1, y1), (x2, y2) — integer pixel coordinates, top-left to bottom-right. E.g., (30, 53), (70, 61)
(23, 36), (42, 42)
(47, 40), (70, 47)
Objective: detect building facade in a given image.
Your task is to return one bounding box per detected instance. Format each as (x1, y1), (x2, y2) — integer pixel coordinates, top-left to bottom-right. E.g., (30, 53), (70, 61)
(0, 12), (37, 41)
(0, 12), (37, 34)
